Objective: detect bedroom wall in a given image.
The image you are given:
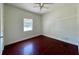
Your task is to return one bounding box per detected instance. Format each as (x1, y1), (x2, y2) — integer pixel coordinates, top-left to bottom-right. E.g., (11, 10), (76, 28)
(4, 4), (42, 45)
(4, 3), (79, 48)
(42, 3), (78, 45)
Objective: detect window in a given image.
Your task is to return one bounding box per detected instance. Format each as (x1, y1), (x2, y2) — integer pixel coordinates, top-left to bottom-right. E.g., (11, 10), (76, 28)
(24, 18), (33, 31)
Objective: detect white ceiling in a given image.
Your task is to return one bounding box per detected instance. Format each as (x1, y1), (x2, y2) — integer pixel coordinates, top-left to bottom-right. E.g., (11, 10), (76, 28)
(8, 3), (55, 15)
(7, 3), (76, 15)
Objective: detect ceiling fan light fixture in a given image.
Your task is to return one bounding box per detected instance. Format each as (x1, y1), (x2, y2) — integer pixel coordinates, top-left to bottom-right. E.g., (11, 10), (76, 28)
(34, 3), (49, 11)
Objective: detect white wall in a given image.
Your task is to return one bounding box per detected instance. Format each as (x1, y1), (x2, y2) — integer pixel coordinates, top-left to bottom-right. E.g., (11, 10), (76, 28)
(4, 3), (78, 48)
(42, 4), (78, 46)
(4, 4), (42, 45)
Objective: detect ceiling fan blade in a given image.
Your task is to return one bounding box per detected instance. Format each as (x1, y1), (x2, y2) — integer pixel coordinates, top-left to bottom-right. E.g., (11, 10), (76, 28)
(33, 6), (39, 7)
(43, 7), (49, 9)
(43, 3), (53, 4)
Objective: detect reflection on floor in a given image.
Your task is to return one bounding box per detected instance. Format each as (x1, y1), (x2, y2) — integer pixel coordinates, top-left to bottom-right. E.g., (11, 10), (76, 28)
(3, 35), (78, 55)
(23, 43), (33, 55)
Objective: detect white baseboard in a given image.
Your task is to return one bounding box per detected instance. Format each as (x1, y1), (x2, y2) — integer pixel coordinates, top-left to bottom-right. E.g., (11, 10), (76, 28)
(43, 34), (79, 52)
(4, 34), (79, 52)
(43, 34), (78, 46)
(5, 34), (41, 46)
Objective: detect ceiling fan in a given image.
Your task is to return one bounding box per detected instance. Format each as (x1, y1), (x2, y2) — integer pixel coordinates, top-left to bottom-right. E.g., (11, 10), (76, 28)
(34, 3), (52, 10)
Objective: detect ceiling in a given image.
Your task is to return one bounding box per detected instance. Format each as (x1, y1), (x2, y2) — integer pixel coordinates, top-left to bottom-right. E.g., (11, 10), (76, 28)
(8, 3), (55, 15)
(7, 3), (76, 15)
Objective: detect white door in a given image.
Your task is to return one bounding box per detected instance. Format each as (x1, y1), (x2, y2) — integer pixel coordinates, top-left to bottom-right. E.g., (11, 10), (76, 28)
(0, 34), (3, 55)
(0, 3), (3, 55)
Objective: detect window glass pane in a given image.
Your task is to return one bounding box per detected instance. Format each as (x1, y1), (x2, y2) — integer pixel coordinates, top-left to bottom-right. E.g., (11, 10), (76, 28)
(24, 18), (33, 31)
